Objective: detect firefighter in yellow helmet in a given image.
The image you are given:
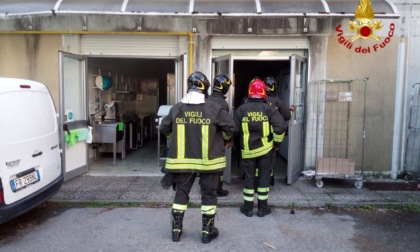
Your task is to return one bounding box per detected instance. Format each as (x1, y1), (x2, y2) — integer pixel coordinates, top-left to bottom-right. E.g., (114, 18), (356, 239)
(159, 71), (236, 243)
(263, 76), (294, 122)
(233, 79), (286, 217)
(206, 74), (233, 197)
(264, 76), (295, 185)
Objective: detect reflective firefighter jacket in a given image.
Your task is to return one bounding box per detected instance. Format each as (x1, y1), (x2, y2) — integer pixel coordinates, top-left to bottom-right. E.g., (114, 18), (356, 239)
(233, 99), (286, 159)
(265, 95), (291, 122)
(159, 100), (236, 173)
(206, 92), (229, 113)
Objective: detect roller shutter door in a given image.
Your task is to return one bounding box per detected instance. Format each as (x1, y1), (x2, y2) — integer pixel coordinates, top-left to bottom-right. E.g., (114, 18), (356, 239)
(211, 36), (309, 50)
(81, 35), (179, 57)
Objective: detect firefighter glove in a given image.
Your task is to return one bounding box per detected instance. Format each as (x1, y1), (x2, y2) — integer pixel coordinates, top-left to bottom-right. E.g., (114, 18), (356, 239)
(160, 173), (176, 190)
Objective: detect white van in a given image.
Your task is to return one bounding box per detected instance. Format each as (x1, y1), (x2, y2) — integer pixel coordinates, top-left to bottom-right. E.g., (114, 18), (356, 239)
(0, 78), (63, 224)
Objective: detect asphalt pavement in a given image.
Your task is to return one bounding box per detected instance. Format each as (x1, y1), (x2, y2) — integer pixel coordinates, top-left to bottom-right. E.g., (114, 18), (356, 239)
(1, 204), (419, 252)
(1, 175), (419, 252)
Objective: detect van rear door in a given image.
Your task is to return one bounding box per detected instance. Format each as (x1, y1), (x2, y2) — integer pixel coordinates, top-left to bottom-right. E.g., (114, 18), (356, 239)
(0, 79), (62, 205)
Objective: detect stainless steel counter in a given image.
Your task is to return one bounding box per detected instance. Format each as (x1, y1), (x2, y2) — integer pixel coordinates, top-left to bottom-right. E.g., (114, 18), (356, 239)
(92, 122), (126, 166)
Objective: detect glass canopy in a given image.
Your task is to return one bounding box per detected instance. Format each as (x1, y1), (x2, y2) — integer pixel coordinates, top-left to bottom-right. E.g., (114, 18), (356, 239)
(0, 0), (399, 17)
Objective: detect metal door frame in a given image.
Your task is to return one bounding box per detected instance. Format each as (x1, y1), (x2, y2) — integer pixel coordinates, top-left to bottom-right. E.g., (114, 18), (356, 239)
(404, 82), (420, 181)
(287, 54), (308, 184)
(59, 51), (89, 181)
(175, 53), (189, 103)
(157, 54), (188, 166)
(212, 55), (234, 183)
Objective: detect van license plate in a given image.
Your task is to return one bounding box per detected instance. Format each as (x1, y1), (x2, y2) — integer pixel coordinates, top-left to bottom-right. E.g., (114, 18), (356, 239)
(10, 170), (40, 192)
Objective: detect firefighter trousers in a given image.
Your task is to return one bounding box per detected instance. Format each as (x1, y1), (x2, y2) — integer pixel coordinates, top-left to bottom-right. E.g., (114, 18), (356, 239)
(173, 172), (219, 214)
(242, 149), (276, 201)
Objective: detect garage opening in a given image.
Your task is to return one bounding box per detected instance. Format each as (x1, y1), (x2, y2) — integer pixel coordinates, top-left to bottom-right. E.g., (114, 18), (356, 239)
(87, 57), (176, 175)
(232, 60), (292, 180)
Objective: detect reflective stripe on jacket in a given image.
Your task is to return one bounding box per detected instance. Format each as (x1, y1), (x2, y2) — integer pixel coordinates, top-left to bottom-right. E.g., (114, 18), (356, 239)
(234, 99), (286, 159)
(159, 100), (236, 173)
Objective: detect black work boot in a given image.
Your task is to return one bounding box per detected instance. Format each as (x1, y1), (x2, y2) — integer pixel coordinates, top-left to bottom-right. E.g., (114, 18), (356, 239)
(202, 214), (219, 244)
(171, 210), (184, 242)
(217, 176), (229, 197)
(240, 201), (254, 217)
(257, 200), (271, 217)
(217, 189), (229, 197)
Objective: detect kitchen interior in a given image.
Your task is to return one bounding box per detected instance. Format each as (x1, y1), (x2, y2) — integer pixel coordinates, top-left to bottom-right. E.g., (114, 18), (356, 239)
(87, 57), (175, 175)
(86, 57), (291, 180)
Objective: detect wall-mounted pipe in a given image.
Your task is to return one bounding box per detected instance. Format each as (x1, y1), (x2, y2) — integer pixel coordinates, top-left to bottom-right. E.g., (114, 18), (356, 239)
(391, 37), (406, 180)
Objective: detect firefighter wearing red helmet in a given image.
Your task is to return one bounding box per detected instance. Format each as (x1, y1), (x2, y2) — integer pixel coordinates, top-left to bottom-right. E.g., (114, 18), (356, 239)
(206, 74), (233, 197)
(233, 79), (286, 217)
(159, 71), (236, 243)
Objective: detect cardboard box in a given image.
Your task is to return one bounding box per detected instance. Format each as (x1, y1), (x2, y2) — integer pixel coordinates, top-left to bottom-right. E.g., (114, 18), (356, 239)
(316, 157), (355, 175)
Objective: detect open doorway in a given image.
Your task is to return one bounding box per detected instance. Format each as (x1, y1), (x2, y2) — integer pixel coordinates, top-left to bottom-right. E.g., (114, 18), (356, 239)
(232, 60), (292, 180)
(86, 57), (176, 175)
(213, 54), (307, 184)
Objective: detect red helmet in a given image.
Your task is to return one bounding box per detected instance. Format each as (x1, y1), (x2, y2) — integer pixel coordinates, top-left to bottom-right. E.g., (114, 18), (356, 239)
(248, 79), (267, 99)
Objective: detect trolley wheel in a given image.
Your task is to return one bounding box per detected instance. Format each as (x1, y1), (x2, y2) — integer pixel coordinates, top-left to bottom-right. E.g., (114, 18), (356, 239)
(354, 180), (363, 189)
(305, 175), (313, 180)
(316, 179), (324, 188)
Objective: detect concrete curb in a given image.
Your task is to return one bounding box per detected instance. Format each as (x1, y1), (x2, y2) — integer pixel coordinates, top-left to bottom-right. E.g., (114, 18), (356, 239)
(48, 175), (420, 209)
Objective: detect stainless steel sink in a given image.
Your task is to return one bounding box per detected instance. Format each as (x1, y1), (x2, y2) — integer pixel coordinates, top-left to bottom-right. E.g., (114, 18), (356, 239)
(93, 123), (119, 143)
(92, 122), (125, 166)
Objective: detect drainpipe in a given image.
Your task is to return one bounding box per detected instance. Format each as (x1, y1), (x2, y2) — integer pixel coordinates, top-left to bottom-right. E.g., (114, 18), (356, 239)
(399, 1), (414, 173)
(0, 30), (194, 74)
(391, 36), (406, 180)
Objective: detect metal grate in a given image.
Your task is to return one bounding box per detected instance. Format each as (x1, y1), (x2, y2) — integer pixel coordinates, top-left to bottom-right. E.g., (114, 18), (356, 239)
(320, 80), (366, 169)
(308, 78), (367, 188)
(404, 83), (420, 181)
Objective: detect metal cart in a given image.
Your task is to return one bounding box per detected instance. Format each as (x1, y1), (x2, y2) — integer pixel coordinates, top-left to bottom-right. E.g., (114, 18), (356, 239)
(305, 78), (368, 189)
